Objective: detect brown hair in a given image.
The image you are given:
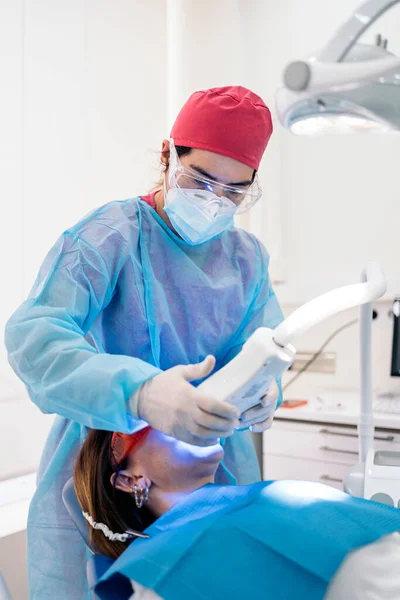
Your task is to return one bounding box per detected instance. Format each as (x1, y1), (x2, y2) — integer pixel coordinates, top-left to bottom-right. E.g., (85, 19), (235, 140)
(150, 145), (193, 191)
(74, 429), (156, 559)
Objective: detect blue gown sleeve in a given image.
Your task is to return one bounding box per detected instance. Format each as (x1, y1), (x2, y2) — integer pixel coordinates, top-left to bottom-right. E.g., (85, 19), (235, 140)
(4, 229), (161, 432)
(219, 237), (285, 407)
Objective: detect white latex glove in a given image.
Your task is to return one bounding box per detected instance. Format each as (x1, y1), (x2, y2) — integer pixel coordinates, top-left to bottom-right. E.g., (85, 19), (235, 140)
(133, 355), (241, 447)
(238, 380), (280, 433)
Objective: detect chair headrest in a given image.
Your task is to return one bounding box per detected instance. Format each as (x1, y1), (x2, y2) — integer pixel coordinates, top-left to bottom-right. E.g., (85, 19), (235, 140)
(62, 477), (91, 549)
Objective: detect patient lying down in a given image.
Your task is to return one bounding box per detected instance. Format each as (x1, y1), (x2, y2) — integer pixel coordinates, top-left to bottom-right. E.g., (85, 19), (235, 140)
(74, 426), (400, 600)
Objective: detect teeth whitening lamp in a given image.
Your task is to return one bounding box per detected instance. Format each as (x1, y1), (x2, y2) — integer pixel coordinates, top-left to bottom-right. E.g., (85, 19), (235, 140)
(200, 263), (400, 505)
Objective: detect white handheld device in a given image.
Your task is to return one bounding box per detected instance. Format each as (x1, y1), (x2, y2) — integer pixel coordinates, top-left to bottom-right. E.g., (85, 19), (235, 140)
(199, 328), (295, 414)
(198, 263), (386, 415)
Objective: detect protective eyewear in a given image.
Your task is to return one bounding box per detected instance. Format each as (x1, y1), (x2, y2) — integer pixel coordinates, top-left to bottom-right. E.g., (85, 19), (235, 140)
(168, 140), (262, 215)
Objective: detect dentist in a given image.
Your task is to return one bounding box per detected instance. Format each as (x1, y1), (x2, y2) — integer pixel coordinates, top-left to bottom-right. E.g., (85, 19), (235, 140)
(5, 85), (283, 598)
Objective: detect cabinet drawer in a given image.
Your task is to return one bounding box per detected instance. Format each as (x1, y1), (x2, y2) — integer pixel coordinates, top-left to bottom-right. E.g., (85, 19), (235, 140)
(263, 454), (348, 491)
(264, 420), (400, 465)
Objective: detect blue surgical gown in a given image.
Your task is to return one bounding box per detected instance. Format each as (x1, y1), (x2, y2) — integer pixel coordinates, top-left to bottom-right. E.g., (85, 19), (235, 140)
(5, 197), (283, 599)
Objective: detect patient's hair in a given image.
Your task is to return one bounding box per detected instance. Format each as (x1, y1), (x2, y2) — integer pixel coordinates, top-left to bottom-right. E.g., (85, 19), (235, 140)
(74, 429), (156, 559)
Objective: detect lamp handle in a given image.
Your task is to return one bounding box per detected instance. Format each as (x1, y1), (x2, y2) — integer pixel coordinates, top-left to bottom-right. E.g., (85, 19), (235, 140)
(283, 55), (400, 93)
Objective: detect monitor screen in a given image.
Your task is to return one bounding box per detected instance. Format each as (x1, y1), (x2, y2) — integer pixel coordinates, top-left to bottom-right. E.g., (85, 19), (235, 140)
(391, 298), (400, 377)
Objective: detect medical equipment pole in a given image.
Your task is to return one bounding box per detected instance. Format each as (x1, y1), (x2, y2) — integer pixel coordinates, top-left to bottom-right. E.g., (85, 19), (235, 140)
(359, 288), (375, 463)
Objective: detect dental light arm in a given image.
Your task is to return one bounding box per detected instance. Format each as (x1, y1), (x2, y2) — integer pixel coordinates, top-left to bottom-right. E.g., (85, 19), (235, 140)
(274, 264), (384, 464)
(199, 263), (386, 423)
(273, 263), (386, 346)
(317, 0), (399, 63)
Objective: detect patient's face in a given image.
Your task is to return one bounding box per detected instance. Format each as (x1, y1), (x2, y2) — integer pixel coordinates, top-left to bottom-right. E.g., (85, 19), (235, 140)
(128, 429), (224, 490)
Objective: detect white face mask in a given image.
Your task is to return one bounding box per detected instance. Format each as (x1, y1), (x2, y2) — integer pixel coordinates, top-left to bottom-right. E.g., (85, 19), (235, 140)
(163, 177), (236, 245)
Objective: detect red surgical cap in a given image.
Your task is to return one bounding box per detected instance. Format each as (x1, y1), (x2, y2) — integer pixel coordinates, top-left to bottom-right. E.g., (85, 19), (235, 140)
(111, 426), (152, 466)
(170, 86), (273, 171)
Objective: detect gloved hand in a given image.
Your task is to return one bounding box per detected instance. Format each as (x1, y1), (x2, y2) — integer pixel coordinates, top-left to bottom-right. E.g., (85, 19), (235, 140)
(238, 380), (280, 433)
(133, 355), (241, 447)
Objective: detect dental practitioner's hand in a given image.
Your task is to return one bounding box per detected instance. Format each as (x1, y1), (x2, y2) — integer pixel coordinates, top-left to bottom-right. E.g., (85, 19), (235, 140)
(238, 380), (280, 433)
(134, 356), (241, 447)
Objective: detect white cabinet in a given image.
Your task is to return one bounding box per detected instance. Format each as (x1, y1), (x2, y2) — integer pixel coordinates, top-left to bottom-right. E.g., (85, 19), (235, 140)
(263, 419), (400, 491)
(262, 455), (349, 491)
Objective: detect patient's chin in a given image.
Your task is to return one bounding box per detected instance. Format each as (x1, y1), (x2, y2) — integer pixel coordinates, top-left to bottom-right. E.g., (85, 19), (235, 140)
(197, 445), (224, 465)
(162, 439), (224, 475)
(179, 444), (224, 474)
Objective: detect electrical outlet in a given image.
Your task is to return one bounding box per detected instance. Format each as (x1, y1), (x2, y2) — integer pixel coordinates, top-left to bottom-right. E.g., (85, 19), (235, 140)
(372, 302), (393, 331)
(290, 351), (336, 374)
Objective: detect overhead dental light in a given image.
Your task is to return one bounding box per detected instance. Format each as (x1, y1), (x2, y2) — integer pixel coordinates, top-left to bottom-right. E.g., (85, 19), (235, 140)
(276, 0), (400, 134)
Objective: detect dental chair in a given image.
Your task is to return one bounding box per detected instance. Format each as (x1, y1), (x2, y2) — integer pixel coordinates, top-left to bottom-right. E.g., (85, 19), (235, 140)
(62, 478), (134, 599)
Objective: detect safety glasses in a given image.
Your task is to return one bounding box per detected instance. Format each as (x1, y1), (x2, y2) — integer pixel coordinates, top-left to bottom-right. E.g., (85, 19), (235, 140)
(168, 139), (262, 215)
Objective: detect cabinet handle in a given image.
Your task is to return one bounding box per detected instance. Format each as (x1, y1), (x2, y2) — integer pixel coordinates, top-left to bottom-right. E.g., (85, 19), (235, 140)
(319, 428), (357, 438)
(320, 474), (343, 483)
(319, 428), (395, 442)
(373, 434), (395, 442)
(320, 445), (358, 456)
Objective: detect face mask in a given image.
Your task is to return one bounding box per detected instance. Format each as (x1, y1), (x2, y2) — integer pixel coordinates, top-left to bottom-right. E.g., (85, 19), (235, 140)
(163, 180), (236, 246)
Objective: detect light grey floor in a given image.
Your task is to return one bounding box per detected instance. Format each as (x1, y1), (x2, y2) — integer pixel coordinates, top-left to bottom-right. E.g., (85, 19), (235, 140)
(0, 531), (28, 600)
